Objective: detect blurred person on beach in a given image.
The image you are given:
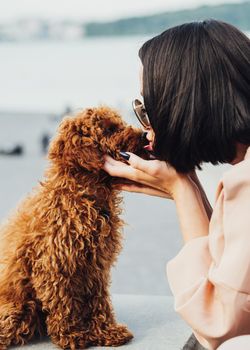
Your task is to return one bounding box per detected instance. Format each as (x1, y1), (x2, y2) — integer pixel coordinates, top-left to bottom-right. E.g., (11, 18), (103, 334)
(103, 20), (250, 350)
(41, 133), (50, 155)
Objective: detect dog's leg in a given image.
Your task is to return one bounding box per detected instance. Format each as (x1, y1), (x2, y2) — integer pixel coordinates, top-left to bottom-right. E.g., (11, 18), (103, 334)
(36, 276), (132, 349)
(94, 323), (133, 347)
(85, 289), (133, 347)
(34, 273), (90, 350)
(44, 290), (133, 349)
(0, 259), (45, 349)
(0, 297), (44, 349)
(45, 310), (89, 350)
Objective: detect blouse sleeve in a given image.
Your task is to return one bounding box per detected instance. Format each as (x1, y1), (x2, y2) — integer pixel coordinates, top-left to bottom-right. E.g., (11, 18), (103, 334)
(166, 160), (250, 350)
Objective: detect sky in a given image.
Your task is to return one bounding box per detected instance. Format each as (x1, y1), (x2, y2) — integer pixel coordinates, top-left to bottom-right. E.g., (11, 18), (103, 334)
(0, 0), (246, 22)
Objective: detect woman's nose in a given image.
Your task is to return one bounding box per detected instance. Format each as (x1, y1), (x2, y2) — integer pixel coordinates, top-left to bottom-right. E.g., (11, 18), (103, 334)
(141, 130), (154, 144)
(146, 129), (154, 142)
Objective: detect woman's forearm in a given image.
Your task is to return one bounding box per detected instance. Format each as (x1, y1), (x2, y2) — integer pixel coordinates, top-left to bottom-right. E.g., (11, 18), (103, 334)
(173, 176), (210, 243)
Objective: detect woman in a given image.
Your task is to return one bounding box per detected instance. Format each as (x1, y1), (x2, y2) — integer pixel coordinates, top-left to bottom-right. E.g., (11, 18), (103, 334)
(103, 20), (250, 350)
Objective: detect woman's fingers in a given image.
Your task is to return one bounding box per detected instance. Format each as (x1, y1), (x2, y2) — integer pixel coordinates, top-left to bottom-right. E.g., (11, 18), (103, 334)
(104, 153), (161, 179)
(103, 156), (133, 178)
(104, 154), (161, 183)
(115, 183), (173, 199)
(125, 153), (164, 177)
(102, 154), (177, 195)
(103, 154), (120, 166)
(104, 159), (161, 188)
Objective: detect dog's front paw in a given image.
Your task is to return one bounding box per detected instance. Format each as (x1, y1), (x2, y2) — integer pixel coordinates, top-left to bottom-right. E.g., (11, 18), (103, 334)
(96, 323), (133, 347)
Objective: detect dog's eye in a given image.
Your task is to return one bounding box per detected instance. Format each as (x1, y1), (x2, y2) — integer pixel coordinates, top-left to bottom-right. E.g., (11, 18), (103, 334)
(107, 125), (117, 133)
(103, 124), (118, 136)
(99, 119), (119, 136)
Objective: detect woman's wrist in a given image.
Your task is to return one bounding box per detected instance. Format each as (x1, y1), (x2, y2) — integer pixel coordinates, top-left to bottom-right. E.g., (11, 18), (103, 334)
(172, 175), (194, 201)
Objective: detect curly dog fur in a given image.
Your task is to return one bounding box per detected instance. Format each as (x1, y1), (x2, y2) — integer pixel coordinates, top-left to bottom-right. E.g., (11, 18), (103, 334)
(0, 106), (148, 349)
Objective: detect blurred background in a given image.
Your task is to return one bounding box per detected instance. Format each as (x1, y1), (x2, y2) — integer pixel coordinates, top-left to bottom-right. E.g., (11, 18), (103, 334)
(0, 0), (249, 296)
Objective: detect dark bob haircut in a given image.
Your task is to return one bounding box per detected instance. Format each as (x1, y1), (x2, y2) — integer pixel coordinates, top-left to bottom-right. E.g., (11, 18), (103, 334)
(139, 19), (250, 173)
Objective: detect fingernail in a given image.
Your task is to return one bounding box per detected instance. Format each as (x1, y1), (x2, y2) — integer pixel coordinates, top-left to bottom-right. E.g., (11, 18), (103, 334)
(119, 151), (130, 160)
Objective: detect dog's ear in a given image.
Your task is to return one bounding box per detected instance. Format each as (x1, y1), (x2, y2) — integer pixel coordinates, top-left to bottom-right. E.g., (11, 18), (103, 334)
(48, 117), (71, 161)
(48, 117), (104, 172)
(65, 133), (104, 172)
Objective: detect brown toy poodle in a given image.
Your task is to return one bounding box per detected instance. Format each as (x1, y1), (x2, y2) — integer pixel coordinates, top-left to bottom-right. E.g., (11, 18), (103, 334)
(0, 106), (148, 350)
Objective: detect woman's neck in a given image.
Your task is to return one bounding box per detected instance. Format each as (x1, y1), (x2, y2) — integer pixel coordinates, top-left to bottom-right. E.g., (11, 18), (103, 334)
(229, 143), (250, 165)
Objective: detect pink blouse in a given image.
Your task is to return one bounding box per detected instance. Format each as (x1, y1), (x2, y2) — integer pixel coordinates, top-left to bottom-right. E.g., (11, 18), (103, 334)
(166, 146), (250, 350)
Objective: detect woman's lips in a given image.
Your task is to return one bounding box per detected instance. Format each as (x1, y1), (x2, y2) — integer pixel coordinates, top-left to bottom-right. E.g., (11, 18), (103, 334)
(143, 142), (153, 151)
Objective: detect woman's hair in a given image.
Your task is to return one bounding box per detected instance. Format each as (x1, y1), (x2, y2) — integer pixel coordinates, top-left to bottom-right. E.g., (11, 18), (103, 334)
(139, 19), (250, 173)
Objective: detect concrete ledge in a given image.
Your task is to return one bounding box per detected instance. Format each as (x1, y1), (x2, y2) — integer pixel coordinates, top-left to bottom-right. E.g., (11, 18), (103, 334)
(11, 294), (191, 350)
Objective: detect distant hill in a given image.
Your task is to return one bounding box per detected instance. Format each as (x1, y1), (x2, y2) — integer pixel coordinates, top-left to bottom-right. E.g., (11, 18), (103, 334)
(85, 1), (250, 36)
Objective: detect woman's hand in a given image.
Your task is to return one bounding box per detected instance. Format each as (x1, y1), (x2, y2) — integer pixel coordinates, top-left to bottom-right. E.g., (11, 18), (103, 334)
(103, 152), (211, 242)
(112, 178), (173, 199)
(103, 152), (187, 199)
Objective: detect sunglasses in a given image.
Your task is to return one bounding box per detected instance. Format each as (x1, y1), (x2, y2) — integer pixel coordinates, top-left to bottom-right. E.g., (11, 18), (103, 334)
(132, 99), (151, 130)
